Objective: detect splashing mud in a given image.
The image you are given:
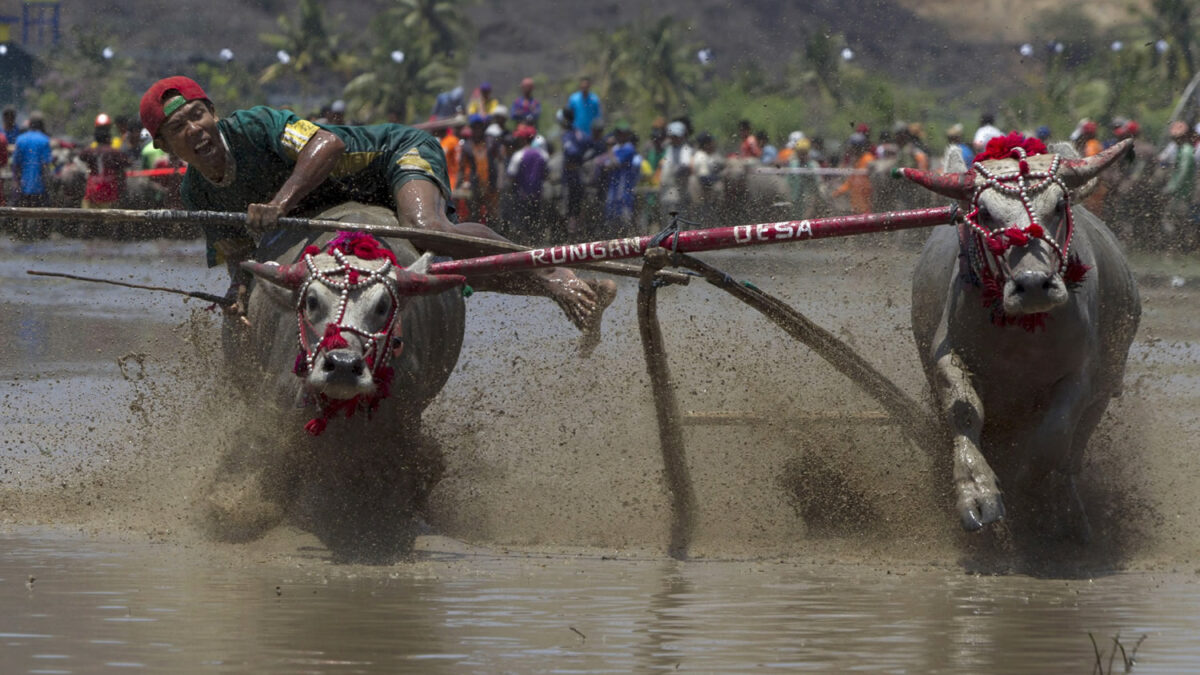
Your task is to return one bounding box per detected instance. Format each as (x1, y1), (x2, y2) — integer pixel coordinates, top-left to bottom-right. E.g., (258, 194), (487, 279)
(0, 234), (1197, 573)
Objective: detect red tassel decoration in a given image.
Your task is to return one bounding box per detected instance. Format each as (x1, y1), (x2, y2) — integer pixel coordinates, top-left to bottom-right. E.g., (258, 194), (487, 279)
(1064, 255), (1091, 288)
(1003, 227), (1029, 246)
(293, 350), (308, 376)
(319, 323), (349, 351)
(305, 417), (328, 436)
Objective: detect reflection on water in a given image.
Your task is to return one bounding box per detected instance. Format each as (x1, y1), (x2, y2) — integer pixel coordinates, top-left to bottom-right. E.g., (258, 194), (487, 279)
(1, 528), (1199, 673)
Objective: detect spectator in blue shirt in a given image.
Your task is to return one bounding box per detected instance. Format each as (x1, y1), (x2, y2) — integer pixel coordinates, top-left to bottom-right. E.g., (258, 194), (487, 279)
(598, 122), (641, 233)
(12, 112), (52, 207)
(946, 123), (974, 166)
(566, 77), (601, 139)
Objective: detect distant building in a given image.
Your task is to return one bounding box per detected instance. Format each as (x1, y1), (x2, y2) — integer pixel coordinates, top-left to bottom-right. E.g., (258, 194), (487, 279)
(0, 2), (62, 106)
(0, 42), (35, 105)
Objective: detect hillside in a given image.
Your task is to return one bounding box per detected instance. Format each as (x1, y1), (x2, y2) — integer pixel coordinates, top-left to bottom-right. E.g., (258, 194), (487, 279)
(4, 0), (1153, 112)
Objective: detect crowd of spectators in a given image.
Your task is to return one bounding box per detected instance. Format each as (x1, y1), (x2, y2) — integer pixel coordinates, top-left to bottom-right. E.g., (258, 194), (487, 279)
(2, 78), (1199, 253)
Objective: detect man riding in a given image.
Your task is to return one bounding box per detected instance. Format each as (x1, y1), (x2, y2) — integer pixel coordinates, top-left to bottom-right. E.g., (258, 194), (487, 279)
(139, 76), (615, 350)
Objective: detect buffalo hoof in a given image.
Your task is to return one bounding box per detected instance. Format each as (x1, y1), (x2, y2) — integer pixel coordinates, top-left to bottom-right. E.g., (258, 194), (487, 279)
(957, 483), (1005, 531)
(200, 470), (285, 543)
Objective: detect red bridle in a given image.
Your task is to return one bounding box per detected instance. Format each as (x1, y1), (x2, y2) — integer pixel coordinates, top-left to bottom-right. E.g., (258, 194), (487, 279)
(293, 240), (404, 436)
(957, 148), (1091, 332)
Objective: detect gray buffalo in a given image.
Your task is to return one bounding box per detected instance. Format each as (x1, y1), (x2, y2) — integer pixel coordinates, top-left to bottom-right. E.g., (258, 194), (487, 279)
(899, 137), (1140, 542)
(207, 203), (467, 562)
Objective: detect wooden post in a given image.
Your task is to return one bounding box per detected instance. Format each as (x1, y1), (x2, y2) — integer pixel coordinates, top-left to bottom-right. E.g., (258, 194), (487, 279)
(636, 248), (697, 560)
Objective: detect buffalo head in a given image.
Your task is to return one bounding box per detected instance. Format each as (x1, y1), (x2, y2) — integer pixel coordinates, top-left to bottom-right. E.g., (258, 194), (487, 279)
(899, 137), (1131, 322)
(241, 235), (464, 407)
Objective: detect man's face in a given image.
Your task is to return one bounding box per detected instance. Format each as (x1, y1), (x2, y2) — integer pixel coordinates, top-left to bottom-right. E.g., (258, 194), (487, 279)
(580, 79), (591, 94)
(157, 100), (223, 173)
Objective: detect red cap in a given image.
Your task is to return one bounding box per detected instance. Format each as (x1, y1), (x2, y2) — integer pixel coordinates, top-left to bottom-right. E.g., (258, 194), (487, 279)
(1081, 121), (1098, 135)
(94, 113), (111, 127)
(514, 123), (536, 140)
(140, 76), (210, 138)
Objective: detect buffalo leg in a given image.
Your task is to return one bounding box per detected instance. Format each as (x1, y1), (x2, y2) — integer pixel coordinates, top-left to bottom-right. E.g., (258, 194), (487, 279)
(1024, 389), (1106, 543)
(936, 350), (1005, 530)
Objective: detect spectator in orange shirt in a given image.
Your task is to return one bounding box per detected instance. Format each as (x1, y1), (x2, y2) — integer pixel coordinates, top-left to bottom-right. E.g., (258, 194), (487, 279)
(832, 132), (875, 214)
(439, 124), (462, 191)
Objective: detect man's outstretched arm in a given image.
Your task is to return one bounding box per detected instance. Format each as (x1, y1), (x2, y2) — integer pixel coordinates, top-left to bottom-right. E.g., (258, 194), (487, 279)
(247, 129), (346, 233)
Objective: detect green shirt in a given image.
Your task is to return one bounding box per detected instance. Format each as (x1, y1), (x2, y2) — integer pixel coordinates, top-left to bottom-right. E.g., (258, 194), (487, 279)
(182, 106), (451, 266)
(1165, 141), (1195, 201)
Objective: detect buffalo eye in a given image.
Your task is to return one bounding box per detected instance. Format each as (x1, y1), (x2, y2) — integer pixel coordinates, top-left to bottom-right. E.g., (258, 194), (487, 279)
(305, 293), (320, 313)
(374, 297), (391, 316)
(976, 205), (995, 228)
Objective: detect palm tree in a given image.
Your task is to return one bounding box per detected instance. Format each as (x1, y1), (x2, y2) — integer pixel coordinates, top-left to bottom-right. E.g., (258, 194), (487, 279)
(576, 15), (699, 123)
(341, 0), (473, 123)
(1141, 0), (1197, 84)
(632, 16), (699, 118)
(803, 27), (844, 105)
(579, 24), (635, 112)
(259, 0), (359, 90)
(394, 0), (473, 70)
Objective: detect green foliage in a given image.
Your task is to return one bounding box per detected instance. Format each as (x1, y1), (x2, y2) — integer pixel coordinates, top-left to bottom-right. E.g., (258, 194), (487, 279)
(195, 61), (263, 115)
(25, 26), (138, 140)
(258, 0), (360, 93)
(341, 0), (473, 123)
(17, 3), (1200, 152)
(1137, 0), (1198, 84)
(685, 30), (940, 151)
(803, 27), (844, 104)
(573, 14), (701, 125)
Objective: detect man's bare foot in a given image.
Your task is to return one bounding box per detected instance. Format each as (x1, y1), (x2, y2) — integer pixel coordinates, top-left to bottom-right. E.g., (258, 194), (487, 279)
(577, 278), (617, 358)
(543, 271), (617, 356)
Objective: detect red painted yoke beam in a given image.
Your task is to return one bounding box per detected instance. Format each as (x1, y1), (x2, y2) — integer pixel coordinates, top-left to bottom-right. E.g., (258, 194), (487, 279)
(428, 205), (957, 278)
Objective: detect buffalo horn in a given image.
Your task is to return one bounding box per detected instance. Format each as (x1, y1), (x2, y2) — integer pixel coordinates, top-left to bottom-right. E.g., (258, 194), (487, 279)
(239, 260), (307, 288)
(392, 268), (466, 296)
(1059, 138), (1133, 188)
(895, 167), (976, 200)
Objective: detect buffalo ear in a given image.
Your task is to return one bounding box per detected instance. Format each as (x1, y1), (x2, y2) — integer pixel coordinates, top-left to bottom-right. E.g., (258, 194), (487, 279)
(406, 252), (435, 274)
(256, 279), (295, 311)
(1047, 141), (1101, 199)
(943, 145), (967, 173)
(1049, 141), (1079, 159)
(1069, 179), (1099, 201)
(1048, 142), (1097, 199)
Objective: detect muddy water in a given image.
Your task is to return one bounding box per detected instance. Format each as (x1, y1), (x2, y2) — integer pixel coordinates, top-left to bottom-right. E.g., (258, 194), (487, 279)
(2, 232), (1200, 673)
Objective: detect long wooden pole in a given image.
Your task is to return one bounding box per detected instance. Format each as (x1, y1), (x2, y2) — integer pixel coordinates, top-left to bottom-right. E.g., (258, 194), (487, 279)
(0, 206), (690, 286)
(25, 270), (233, 306)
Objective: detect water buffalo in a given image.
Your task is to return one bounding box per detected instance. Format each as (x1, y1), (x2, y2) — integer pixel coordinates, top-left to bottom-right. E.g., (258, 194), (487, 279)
(206, 203), (467, 562)
(899, 135), (1140, 542)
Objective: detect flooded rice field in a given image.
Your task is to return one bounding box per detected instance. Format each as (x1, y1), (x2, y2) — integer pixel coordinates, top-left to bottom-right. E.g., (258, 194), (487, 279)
(2, 231), (1199, 672)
